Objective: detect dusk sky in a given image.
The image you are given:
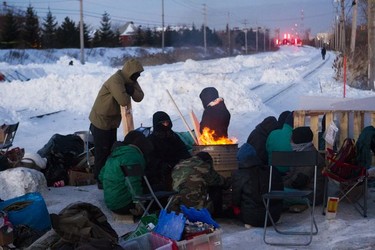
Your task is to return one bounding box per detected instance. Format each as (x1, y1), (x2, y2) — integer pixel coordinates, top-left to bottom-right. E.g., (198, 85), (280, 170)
(10, 0), (345, 37)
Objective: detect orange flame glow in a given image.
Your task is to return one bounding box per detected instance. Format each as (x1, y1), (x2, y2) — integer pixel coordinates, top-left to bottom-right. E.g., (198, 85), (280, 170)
(199, 127), (238, 145)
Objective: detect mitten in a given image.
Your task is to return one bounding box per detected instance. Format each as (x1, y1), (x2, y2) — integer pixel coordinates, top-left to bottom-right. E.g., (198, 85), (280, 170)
(125, 84), (134, 95)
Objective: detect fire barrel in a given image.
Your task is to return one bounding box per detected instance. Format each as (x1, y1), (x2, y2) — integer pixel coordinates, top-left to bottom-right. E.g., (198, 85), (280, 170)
(192, 144), (239, 177)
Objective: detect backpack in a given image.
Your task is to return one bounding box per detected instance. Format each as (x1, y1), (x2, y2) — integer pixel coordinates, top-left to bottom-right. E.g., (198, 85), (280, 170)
(50, 202), (122, 249)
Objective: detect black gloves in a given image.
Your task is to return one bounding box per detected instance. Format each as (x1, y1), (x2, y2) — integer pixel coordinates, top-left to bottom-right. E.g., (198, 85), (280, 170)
(125, 84), (134, 96)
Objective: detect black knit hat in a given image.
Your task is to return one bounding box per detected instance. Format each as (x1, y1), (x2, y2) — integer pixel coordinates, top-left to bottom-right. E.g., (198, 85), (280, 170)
(199, 87), (219, 107)
(123, 130), (153, 156)
(292, 126), (313, 144)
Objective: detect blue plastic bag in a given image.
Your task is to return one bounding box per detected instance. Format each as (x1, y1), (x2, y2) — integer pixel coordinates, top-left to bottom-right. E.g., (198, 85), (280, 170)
(0, 192), (51, 232)
(180, 205), (220, 229)
(153, 209), (186, 241)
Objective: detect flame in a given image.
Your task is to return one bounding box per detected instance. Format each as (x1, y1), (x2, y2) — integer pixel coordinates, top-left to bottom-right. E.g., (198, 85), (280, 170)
(199, 127), (238, 145)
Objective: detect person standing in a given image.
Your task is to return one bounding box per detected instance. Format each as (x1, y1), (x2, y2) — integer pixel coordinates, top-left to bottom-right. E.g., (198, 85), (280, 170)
(199, 87), (231, 140)
(89, 59), (144, 189)
(321, 47), (326, 60)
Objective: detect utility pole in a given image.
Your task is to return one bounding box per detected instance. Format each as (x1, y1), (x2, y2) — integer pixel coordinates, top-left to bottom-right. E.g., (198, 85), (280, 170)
(350, 0), (358, 54)
(243, 19), (248, 54)
(369, 0), (375, 90)
(203, 4), (207, 56)
(263, 28), (266, 51)
(256, 27), (259, 52)
(79, 0), (84, 64)
(340, 0), (346, 53)
(161, 0), (165, 52)
(227, 12), (231, 56)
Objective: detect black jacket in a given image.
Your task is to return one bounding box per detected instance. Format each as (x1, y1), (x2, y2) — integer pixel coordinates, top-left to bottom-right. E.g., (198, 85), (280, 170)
(232, 154), (283, 227)
(246, 116), (278, 164)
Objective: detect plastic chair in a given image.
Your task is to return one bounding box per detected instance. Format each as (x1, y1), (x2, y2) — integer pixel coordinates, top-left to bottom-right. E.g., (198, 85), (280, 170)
(322, 138), (368, 217)
(262, 150), (319, 247)
(0, 122), (19, 153)
(120, 164), (177, 218)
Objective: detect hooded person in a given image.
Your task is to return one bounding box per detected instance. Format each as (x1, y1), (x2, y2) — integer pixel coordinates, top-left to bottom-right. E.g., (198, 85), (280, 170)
(232, 143), (284, 227)
(199, 87), (231, 140)
(246, 116), (279, 165)
(89, 59), (145, 189)
(283, 126), (325, 206)
(147, 111), (191, 191)
(99, 130), (153, 215)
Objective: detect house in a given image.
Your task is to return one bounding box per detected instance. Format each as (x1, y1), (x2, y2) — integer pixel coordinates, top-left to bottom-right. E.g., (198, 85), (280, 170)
(118, 21), (137, 47)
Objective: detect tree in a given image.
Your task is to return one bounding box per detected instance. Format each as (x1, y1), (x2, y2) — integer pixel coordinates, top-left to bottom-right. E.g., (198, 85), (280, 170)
(41, 9), (58, 48)
(0, 10), (20, 48)
(368, 0), (375, 90)
(98, 12), (116, 47)
(56, 17), (79, 48)
(21, 5), (40, 48)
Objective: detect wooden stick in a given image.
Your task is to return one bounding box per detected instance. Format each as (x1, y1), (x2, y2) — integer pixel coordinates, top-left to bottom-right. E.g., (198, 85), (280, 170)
(121, 103), (134, 137)
(166, 89), (198, 145)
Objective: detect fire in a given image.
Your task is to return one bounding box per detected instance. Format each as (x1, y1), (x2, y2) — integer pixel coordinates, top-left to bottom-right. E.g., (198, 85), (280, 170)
(199, 127), (238, 145)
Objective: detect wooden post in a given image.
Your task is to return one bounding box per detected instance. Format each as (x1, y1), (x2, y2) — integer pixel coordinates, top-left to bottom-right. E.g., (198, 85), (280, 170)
(121, 103), (134, 137)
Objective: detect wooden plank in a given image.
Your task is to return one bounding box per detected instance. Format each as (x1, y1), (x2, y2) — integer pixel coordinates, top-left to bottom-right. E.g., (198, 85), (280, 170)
(189, 110), (202, 145)
(339, 111), (349, 148)
(372, 112), (375, 126)
(353, 111), (364, 141)
(121, 104), (134, 137)
(294, 110), (305, 127)
(310, 115), (319, 149)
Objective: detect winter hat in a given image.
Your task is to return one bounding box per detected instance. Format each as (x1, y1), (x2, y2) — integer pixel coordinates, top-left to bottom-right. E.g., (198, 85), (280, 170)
(196, 151), (213, 164)
(199, 87), (219, 107)
(285, 111), (294, 127)
(277, 110), (291, 128)
(123, 130), (153, 156)
(152, 111), (173, 131)
(236, 143), (257, 163)
(292, 126), (313, 144)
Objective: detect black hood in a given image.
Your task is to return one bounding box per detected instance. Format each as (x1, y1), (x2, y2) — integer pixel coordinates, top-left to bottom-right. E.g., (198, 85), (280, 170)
(152, 111), (172, 131)
(199, 87), (219, 107)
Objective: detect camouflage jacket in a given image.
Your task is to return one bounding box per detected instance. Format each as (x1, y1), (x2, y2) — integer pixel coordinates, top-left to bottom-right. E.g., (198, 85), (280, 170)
(171, 156), (225, 211)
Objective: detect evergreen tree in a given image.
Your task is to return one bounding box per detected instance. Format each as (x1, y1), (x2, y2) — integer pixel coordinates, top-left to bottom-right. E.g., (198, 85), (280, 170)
(56, 17), (79, 48)
(98, 12), (115, 47)
(0, 10), (20, 48)
(22, 5), (40, 48)
(41, 9), (58, 49)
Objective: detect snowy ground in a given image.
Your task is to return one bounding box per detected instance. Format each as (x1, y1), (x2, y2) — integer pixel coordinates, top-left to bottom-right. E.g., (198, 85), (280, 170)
(1, 45), (375, 249)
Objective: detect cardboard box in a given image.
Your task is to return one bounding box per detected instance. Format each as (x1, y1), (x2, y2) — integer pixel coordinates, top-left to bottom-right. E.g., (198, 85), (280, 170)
(68, 170), (95, 186)
(0, 230), (14, 246)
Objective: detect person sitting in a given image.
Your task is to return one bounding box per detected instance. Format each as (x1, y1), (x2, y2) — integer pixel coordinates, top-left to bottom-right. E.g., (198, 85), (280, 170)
(232, 143), (284, 227)
(99, 130), (153, 215)
(199, 87), (231, 140)
(266, 111), (294, 174)
(283, 126), (325, 207)
(170, 151), (228, 217)
(246, 116), (279, 165)
(147, 111), (191, 191)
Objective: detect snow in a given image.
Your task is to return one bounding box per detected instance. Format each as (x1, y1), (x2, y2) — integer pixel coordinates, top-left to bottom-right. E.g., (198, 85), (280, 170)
(1, 45), (375, 249)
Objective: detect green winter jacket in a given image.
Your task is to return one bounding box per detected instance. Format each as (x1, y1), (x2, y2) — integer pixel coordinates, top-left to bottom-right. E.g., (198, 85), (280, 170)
(266, 123), (293, 173)
(89, 59), (144, 130)
(99, 145), (146, 211)
(356, 126), (375, 169)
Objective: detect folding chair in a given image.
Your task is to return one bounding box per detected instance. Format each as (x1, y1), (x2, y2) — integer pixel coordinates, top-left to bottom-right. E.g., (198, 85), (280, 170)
(0, 122), (19, 153)
(262, 150), (319, 247)
(74, 131), (95, 169)
(120, 164), (177, 218)
(322, 138), (368, 217)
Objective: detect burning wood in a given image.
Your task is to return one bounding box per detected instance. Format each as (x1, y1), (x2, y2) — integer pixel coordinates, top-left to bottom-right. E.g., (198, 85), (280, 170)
(199, 127), (238, 145)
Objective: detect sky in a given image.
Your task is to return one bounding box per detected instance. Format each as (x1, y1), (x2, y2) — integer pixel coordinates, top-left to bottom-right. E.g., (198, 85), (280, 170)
(1, 45), (375, 248)
(8, 0), (339, 38)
